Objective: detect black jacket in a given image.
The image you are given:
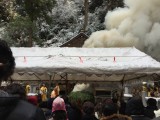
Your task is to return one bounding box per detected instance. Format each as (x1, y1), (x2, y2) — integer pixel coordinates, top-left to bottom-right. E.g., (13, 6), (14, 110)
(0, 96), (46, 120)
(144, 106), (157, 119)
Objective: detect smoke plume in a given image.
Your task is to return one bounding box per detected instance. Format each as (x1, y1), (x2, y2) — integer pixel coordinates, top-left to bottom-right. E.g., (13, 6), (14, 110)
(83, 0), (160, 61)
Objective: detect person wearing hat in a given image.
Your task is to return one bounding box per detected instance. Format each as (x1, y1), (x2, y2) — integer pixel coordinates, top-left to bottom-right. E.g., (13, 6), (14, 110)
(45, 85), (60, 118)
(52, 96), (67, 120)
(0, 40), (46, 120)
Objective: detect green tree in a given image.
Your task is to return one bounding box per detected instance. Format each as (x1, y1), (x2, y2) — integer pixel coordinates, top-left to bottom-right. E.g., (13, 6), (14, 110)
(8, 0), (56, 46)
(68, 91), (95, 109)
(3, 16), (37, 47)
(15, 0), (55, 22)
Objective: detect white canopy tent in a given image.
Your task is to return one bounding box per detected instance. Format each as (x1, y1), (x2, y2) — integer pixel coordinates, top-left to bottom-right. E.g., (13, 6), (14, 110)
(10, 47), (160, 83)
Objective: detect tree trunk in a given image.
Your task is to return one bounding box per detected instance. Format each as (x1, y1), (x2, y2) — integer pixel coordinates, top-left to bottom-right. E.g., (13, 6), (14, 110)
(28, 27), (33, 47)
(83, 0), (88, 32)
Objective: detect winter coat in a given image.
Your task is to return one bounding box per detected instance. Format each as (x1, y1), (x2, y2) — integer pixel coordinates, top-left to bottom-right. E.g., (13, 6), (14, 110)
(0, 96), (46, 120)
(66, 104), (82, 120)
(125, 96), (152, 120)
(144, 106), (157, 119)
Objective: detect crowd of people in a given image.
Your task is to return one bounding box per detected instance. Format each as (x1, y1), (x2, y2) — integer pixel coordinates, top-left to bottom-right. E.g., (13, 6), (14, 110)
(131, 84), (160, 98)
(1, 39), (160, 120)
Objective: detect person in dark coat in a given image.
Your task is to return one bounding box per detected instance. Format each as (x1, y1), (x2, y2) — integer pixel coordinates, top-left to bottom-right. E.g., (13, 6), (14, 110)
(0, 40), (46, 120)
(81, 101), (98, 120)
(5, 83), (27, 100)
(65, 99), (82, 120)
(44, 85), (60, 117)
(144, 98), (158, 119)
(125, 96), (151, 120)
(0, 96), (46, 120)
(102, 100), (118, 117)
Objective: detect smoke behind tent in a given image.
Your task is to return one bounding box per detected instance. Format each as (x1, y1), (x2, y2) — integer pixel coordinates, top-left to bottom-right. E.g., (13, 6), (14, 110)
(83, 0), (160, 61)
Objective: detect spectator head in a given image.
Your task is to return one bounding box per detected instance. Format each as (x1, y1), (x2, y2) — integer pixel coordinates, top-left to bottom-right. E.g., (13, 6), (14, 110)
(52, 96), (66, 113)
(147, 98), (157, 107)
(51, 85), (60, 98)
(0, 40), (15, 82)
(103, 98), (113, 105)
(147, 98), (158, 110)
(82, 101), (95, 115)
(42, 83), (46, 87)
(5, 83), (26, 100)
(52, 96), (67, 120)
(102, 102), (118, 117)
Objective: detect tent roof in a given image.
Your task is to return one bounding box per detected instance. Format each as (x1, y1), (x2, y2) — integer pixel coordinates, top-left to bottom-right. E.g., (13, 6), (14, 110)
(11, 47), (160, 82)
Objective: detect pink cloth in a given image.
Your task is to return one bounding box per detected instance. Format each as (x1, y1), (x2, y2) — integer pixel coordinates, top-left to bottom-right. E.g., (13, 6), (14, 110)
(52, 96), (66, 112)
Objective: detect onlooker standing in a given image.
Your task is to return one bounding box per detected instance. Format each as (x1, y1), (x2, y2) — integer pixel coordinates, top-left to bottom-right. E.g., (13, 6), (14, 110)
(5, 83), (27, 100)
(101, 100), (118, 119)
(144, 98), (158, 119)
(52, 96), (67, 120)
(125, 96), (151, 120)
(81, 101), (98, 120)
(0, 40), (46, 120)
(25, 83), (31, 94)
(100, 99), (132, 120)
(45, 85), (60, 118)
(40, 83), (48, 101)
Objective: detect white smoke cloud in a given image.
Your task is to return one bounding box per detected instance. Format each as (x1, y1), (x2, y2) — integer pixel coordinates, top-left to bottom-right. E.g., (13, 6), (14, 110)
(83, 0), (160, 61)
(72, 83), (93, 92)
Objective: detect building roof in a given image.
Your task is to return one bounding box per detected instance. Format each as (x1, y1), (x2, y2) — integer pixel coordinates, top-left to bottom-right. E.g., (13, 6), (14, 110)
(60, 32), (88, 47)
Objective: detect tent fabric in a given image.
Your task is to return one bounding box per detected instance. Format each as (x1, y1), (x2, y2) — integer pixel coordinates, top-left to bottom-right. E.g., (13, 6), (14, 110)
(11, 47), (160, 82)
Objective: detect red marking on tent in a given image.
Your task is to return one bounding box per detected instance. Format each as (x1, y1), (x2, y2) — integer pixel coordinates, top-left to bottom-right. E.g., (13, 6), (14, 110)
(114, 56), (116, 62)
(79, 57), (83, 63)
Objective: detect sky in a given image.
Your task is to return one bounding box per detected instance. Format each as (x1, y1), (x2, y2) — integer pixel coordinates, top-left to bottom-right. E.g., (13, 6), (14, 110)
(83, 0), (160, 61)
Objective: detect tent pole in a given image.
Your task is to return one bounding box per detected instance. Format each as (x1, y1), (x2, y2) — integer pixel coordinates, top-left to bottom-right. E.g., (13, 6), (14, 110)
(9, 77), (13, 83)
(119, 74), (126, 112)
(65, 73), (68, 95)
(49, 74), (52, 96)
(120, 74), (126, 97)
(33, 73), (42, 81)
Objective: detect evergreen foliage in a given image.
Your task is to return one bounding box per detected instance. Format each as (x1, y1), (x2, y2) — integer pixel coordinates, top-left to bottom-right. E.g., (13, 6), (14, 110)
(2, 16), (37, 46)
(68, 91), (95, 108)
(0, 0), (124, 47)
